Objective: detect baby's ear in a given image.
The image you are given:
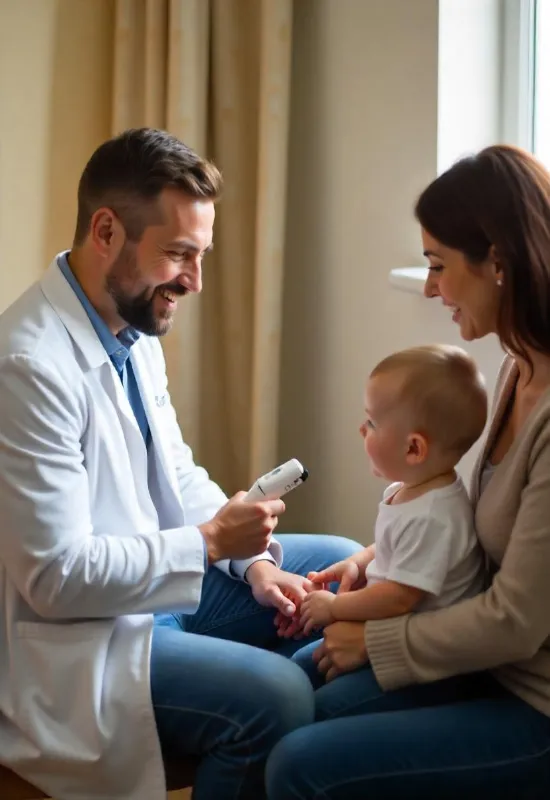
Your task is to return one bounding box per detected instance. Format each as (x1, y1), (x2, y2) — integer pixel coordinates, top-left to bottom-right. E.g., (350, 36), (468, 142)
(405, 432), (429, 465)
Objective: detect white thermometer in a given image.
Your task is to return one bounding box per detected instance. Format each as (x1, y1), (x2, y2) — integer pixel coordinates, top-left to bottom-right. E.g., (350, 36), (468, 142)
(244, 458), (309, 502)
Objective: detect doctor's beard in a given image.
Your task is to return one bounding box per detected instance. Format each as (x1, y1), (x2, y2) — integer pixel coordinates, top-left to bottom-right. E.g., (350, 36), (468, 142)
(105, 246), (187, 337)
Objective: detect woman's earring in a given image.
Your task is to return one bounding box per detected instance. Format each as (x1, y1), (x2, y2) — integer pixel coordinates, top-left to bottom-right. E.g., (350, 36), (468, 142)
(496, 278), (503, 287)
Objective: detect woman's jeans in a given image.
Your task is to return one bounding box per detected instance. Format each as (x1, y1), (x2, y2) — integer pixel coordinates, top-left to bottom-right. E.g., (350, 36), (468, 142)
(265, 640), (550, 799)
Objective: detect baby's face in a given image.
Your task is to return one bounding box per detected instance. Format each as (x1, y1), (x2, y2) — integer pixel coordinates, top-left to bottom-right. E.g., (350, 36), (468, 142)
(360, 375), (409, 481)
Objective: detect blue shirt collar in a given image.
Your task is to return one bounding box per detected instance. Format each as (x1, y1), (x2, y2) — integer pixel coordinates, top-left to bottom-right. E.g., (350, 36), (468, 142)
(57, 251), (140, 369)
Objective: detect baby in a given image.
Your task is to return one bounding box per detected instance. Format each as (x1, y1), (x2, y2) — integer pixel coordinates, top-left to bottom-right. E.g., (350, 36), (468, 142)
(300, 344), (488, 633)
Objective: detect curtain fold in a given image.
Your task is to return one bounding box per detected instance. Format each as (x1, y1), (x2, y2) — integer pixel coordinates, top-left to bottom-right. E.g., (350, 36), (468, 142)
(112, 0), (293, 492)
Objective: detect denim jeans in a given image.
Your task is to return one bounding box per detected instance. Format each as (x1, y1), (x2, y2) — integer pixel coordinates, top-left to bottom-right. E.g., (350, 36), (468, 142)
(264, 640), (550, 799)
(150, 533), (362, 800)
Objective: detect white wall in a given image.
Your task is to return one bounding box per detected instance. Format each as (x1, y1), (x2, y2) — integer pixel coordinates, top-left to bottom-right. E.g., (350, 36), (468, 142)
(278, 0), (502, 543)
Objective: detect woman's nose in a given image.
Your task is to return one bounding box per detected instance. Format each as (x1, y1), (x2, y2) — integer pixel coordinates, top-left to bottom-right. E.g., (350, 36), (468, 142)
(423, 271), (439, 299)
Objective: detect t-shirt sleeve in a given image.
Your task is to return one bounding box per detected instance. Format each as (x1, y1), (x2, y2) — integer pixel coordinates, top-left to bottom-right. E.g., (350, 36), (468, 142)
(385, 516), (454, 596)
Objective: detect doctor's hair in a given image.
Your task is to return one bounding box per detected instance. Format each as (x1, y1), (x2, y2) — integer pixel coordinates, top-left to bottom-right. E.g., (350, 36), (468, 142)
(370, 345), (487, 460)
(73, 128), (222, 245)
(415, 145), (550, 378)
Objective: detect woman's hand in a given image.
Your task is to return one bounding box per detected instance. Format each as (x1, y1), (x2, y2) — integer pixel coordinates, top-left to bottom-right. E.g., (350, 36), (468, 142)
(313, 621), (369, 681)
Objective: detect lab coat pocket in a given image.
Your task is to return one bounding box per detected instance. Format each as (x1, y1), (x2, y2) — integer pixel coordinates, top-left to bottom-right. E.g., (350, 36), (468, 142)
(13, 619), (116, 759)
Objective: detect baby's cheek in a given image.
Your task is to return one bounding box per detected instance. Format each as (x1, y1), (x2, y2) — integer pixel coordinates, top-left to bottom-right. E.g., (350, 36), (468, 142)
(365, 436), (377, 458)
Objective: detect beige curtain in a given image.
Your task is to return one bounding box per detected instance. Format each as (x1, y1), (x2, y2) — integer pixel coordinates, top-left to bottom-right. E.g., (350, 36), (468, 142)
(112, 0), (293, 493)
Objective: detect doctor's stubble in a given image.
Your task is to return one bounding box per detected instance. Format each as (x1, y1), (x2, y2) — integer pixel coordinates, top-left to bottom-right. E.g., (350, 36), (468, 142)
(105, 241), (187, 338)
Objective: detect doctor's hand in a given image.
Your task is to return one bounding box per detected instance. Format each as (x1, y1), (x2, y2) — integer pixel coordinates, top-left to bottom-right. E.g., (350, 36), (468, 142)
(199, 492), (285, 563)
(245, 560), (314, 623)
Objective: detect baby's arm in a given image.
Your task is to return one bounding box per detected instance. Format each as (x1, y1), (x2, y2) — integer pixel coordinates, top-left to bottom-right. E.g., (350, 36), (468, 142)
(312, 511), (457, 627)
(307, 544), (376, 591)
(331, 579), (427, 620)
(300, 580), (426, 633)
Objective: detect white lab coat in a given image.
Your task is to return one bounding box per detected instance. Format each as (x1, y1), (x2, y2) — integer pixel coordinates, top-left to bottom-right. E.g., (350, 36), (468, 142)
(0, 257), (282, 800)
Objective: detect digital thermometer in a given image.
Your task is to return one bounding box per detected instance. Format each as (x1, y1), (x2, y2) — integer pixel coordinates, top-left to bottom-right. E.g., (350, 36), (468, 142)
(244, 459), (309, 502)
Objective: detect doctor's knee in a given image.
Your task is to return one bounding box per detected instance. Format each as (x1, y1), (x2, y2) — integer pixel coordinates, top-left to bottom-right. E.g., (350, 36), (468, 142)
(254, 656), (315, 741)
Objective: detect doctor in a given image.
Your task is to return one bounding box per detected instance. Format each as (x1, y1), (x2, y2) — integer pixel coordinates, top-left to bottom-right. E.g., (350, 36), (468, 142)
(0, 128), (360, 800)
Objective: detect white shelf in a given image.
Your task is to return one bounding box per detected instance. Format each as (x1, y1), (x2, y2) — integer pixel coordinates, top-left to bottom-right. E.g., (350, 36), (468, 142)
(389, 267), (428, 295)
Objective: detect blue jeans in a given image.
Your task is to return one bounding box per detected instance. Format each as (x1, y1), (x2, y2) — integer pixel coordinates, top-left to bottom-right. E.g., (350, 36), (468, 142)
(265, 640), (550, 799)
(150, 533), (361, 799)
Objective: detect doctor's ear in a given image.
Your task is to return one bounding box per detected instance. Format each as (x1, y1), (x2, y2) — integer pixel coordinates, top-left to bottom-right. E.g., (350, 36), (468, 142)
(89, 208), (125, 257)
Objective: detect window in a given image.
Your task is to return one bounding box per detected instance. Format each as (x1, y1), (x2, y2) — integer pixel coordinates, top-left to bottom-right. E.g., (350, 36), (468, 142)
(505, 0), (550, 166)
(437, 0), (549, 173)
(534, 0), (550, 167)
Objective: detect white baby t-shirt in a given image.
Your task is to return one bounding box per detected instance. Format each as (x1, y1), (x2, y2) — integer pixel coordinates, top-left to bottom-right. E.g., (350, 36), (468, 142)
(365, 477), (484, 612)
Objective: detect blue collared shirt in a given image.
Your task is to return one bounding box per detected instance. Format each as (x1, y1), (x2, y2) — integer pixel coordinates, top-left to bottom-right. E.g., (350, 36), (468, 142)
(57, 252), (150, 443)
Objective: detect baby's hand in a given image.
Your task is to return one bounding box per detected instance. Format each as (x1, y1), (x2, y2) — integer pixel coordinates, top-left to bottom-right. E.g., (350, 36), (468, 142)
(300, 589), (336, 635)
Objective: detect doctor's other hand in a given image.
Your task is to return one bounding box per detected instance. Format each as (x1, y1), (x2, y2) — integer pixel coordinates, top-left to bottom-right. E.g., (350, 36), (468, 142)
(199, 492), (285, 563)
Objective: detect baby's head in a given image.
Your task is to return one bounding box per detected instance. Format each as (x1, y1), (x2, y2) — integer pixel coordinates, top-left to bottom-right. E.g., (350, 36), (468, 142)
(360, 345), (487, 483)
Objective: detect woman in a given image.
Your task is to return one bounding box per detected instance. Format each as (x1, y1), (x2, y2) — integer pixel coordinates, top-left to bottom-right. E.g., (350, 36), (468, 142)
(266, 145), (550, 799)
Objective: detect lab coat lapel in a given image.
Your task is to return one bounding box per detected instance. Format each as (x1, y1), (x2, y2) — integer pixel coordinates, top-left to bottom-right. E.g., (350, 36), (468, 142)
(100, 360), (148, 461)
(41, 256), (148, 474)
(130, 344), (185, 522)
(40, 257), (108, 371)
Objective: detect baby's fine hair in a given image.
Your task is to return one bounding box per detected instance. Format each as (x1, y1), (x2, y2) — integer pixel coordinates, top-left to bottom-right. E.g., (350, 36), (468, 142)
(370, 345), (488, 459)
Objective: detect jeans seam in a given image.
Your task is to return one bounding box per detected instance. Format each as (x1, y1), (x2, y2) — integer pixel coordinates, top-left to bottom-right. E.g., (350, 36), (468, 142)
(320, 690), (391, 720)
(191, 607), (270, 635)
(154, 704), (250, 800)
(312, 739), (550, 799)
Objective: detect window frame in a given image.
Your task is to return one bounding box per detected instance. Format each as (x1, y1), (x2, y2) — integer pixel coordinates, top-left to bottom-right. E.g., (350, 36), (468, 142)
(533, 0), (550, 165)
(500, 0), (536, 152)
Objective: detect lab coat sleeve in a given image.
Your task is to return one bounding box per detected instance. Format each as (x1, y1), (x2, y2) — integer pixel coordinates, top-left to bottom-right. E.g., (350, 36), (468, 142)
(0, 355), (207, 620)
(156, 348), (283, 578)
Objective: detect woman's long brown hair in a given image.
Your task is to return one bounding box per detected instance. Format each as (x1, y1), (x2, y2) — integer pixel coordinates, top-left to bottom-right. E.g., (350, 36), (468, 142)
(415, 145), (550, 375)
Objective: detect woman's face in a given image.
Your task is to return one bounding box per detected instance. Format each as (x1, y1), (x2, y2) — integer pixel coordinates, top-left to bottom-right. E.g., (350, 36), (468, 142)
(422, 228), (502, 342)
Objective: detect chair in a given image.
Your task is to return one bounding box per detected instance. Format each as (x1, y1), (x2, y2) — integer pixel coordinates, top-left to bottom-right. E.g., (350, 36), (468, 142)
(0, 765), (48, 799)
(0, 759), (198, 799)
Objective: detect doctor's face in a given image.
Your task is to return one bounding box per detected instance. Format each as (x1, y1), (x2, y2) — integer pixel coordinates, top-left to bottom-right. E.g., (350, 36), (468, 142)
(106, 189), (215, 336)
